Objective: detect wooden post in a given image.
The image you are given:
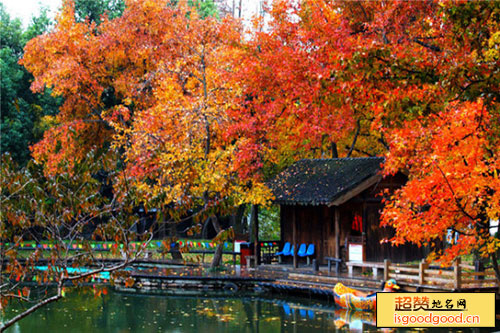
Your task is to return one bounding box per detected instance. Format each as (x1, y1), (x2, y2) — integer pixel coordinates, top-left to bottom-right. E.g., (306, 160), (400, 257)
(419, 259), (428, 285)
(334, 207), (340, 259)
(474, 260), (485, 281)
(454, 257), (462, 291)
(362, 201), (367, 261)
(344, 236), (348, 261)
(384, 259), (391, 281)
(292, 208), (298, 268)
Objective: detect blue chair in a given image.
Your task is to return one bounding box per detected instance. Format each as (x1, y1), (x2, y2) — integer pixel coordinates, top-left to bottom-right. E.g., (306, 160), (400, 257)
(297, 243), (307, 257)
(279, 244), (294, 265)
(275, 242), (290, 263)
(283, 304), (291, 316)
(306, 244), (314, 256)
(307, 310), (314, 319)
(299, 244), (315, 265)
(283, 304), (294, 316)
(299, 309), (307, 317)
(275, 242), (290, 256)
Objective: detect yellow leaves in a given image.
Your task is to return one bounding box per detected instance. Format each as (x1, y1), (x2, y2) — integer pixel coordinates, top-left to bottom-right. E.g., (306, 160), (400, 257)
(37, 115), (59, 129)
(119, 26), (247, 214)
(21, 0), (248, 215)
(233, 182), (274, 207)
(55, 0), (76, 31)
(484, 31), (500, 61)
(485, 241), (499, 255)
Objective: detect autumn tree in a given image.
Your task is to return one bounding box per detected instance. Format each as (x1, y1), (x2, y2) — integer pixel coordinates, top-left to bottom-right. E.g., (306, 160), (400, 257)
(225, 0), (499, 277)
(107, 0), (270, 266)
(0, 153), (150, 331)
(19, 0), (500, 280)
(0, 0), (127, 166)
(21, 0), (270, 268)
(223, 0), (394, 183)
(382, 100), (500, 279)
(375, 1), (500, 280)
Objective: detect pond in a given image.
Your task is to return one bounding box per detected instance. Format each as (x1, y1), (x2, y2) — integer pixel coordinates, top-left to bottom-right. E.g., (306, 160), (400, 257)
(3, 288), (497, 332)
(4, 288), (363, 332)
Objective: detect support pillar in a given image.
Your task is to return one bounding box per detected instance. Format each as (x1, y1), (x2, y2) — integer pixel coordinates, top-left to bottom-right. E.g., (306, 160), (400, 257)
(334, 207), (340, 259)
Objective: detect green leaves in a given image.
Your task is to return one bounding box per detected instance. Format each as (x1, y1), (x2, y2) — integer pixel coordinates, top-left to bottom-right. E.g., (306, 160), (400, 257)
(0, 4), (60, 165)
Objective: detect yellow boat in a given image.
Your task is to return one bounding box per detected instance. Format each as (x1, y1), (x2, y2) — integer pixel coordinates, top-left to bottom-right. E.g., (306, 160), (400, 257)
(333, 279), (399, 311)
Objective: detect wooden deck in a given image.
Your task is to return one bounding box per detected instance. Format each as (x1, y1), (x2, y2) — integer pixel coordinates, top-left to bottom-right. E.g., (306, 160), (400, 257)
(254, 259), (499, 293)
(46, 256), (496, 296)
(254, 263), (386, 301)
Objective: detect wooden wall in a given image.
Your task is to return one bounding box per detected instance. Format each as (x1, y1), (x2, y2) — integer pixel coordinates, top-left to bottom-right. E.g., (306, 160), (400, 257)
(279, 173), (430, 264)
(281, 205), (327, 261)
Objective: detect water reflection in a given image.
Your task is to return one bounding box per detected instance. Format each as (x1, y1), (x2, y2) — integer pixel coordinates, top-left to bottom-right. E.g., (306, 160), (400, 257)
(4, 288), (497, 332)
(333, 309), (376, 330)
(5, 288), (366, 332)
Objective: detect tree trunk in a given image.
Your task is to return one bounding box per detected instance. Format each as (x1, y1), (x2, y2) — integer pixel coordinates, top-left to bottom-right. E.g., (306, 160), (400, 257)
(210, 216), (223, 268)
(249, 206), (256, 243)
(231, 205), (246, 236)
(331, 142), (338, 158)
(249, 205), (260, 263)
(252, 205), (259, 264)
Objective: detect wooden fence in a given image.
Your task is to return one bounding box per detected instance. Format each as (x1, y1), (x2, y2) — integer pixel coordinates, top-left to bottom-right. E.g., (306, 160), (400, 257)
(383, 258), (499, 291)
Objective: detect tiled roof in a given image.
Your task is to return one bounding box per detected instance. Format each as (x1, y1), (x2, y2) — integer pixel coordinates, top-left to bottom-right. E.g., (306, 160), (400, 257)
(269, 157), (384, 205)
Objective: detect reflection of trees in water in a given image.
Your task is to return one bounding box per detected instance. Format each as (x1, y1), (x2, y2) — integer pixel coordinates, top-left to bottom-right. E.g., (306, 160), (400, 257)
(7, 289), (374, 332)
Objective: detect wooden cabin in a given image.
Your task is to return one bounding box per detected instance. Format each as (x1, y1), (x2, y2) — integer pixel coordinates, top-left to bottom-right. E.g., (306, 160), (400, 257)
(269, 157), (428, 264)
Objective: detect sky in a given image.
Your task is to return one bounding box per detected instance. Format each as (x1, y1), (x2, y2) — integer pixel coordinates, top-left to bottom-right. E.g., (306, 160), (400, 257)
(1, 0), (264, 28)
(2, 0), (61, 27)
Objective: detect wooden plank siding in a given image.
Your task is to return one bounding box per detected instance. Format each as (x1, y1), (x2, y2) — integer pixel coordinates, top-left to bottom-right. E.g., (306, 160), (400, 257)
(279, 174), (430, 264)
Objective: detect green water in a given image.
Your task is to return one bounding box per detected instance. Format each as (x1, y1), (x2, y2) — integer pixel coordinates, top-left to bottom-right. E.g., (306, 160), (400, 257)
(3, 288), (498, 332)
(3, 288), (364, 332)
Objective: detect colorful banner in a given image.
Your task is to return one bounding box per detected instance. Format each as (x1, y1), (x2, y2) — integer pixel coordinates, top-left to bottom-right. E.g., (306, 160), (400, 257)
(6, 239), (233, 252)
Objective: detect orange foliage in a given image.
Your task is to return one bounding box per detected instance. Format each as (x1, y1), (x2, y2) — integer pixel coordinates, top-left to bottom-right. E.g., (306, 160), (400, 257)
(22, 0), (500, 265)
(22, 0), (271, 217)
(382, 100), (500, 263)
(224, 0), (499, 265)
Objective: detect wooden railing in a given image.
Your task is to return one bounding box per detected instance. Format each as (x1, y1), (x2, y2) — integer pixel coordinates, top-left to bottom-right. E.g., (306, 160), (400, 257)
(383, 258), (499, 291)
